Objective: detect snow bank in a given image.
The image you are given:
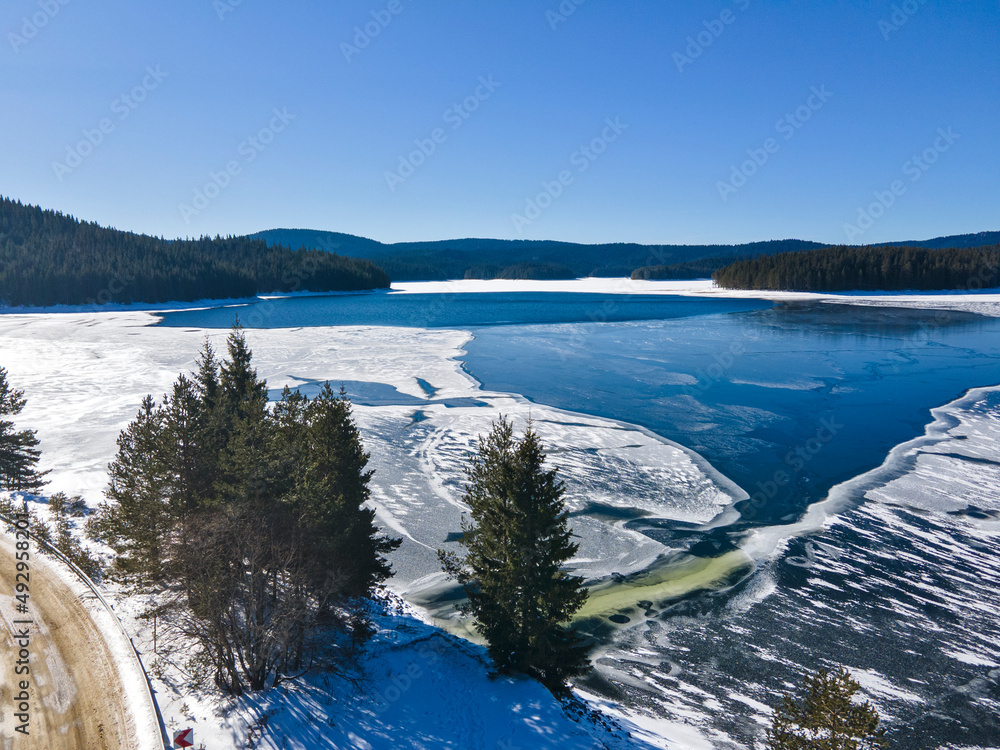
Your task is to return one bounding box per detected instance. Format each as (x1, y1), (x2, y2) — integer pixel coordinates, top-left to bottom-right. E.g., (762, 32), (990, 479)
(391, 278), (1000, 317)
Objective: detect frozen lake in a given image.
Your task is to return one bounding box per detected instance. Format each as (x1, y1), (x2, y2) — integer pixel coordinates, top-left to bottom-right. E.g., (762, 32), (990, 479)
(6, 286), (998, 748)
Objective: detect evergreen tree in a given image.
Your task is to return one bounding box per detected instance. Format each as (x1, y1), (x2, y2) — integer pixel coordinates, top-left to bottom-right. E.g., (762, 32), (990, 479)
(440, 416), (590, 693)
(219, 323), (268, 422)
(161, 374), (212, 512)
(296, 383), (399, 600)
(190, 339), (227, 503)
(767, 667), (888, 749)
(93, 395), (173, 583)
(48, 492), (102, 578)
(194, 338), (221, 409)
(0, 366), (48, 492)
(713, 244), (1000, 292)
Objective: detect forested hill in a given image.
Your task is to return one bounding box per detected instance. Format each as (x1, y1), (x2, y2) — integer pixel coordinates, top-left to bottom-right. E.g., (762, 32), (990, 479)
(252, 228), (825, 281)
(0, 197), (390, 307)
(712, 244), (1000, 292)
(255, 227), (1000, 283)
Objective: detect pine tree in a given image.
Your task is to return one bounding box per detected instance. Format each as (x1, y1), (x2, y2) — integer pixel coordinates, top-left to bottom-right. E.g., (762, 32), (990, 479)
(297, 383), (399, 600)
(194, 338), (221, 409)
(767, 667), (888, 749)
(0, 366), (48, 492)
(440, 416), (590, 693)
(92, 395), (173, 583)
(190, 338), (227, 500)
(219, 321), (268, 424)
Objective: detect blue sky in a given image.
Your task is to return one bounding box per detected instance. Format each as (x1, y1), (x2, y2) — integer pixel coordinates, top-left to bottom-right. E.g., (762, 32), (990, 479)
(2, 0), (998, 245)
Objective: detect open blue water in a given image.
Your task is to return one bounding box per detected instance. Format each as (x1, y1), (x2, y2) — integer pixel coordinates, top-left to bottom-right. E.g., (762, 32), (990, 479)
(156, 291), (770, 329)
(465, 302), (1000, 536)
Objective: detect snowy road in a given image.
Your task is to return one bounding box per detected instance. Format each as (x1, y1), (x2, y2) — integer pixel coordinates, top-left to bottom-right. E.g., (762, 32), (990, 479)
(0, 530), (138, 750)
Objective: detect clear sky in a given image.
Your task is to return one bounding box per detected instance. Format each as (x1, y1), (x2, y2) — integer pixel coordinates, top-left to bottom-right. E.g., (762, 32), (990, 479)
(2, 1), (998, 246)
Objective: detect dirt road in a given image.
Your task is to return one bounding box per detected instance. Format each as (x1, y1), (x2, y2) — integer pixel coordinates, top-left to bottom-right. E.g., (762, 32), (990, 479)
(0, 529), (137, 750)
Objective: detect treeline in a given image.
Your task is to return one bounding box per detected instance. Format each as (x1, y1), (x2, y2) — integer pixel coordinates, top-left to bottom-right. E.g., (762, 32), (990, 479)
(0, 197), (390, 307)
(464, 262), (575, 280)
(631, 255), (755, 281)
(712, 244), (1000, 292)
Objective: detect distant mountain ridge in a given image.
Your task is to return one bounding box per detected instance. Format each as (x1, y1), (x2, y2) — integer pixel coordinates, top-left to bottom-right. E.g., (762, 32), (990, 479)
(251, 229), (827, 281)
(871, 231), (1000, 250)
(252, 228), (1000, 282)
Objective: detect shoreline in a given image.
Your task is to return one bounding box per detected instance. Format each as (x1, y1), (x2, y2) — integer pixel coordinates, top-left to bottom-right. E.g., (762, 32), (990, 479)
(3, 277), (999, 318)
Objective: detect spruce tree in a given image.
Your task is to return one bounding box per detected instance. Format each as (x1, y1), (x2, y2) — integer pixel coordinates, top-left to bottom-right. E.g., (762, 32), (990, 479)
(0, 366), (48, 492)
(440, 416), (590, 693)
(767, 667), (888, 749)
(219, 322), (268, 423)
(194, 338), (221, 409)
(94, 395), (173, 583)
(297, 383), (399, 600)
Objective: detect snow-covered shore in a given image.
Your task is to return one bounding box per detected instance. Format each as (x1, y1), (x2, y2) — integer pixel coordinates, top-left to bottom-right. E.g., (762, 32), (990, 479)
(0, 311), (739, 588)
(391, 277), (1000, 316)
(4, 277), (999, 318)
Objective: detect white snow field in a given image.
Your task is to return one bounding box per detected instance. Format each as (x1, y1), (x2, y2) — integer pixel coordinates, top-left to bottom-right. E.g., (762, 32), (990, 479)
(392, 277), (1000, 314)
